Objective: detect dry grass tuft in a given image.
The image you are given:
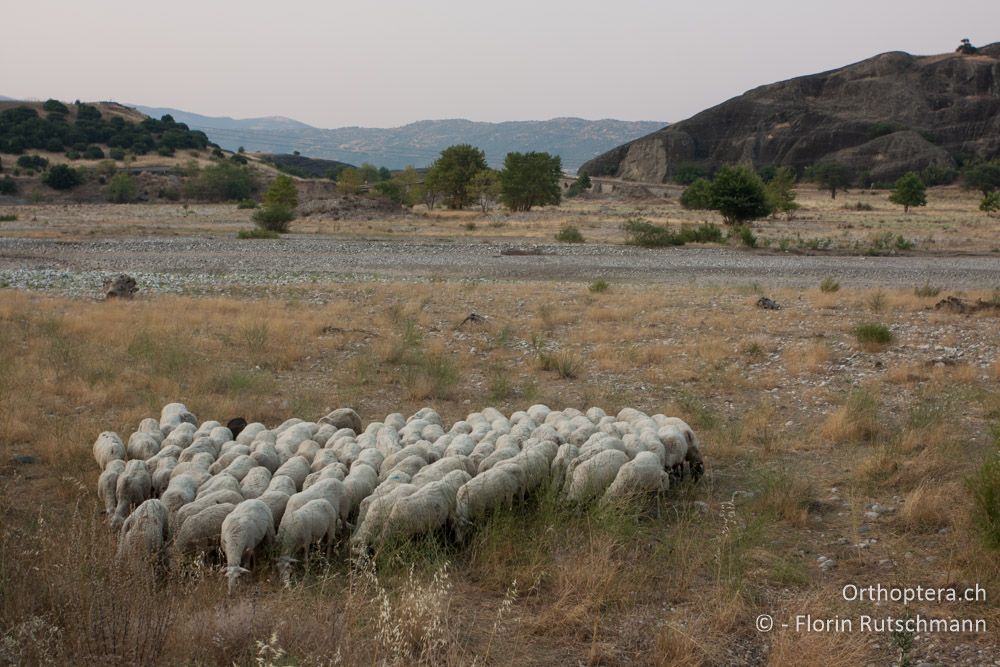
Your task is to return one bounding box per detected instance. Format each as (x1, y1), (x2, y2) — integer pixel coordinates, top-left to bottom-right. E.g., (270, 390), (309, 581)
(898, 482), (957, 533)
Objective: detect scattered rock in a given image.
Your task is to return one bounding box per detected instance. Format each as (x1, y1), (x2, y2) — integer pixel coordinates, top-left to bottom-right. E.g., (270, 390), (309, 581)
(103, 273), (138, 299)
(934, 296), (1000, 315)
(756, 297), (781, 310)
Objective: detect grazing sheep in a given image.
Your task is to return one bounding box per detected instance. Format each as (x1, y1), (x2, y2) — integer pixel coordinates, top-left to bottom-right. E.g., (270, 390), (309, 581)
(174, 503), (236, 556)
(295, 440), (321, 463)
(161, 473), (202, 513)
(280, 479), (345, 534)
(277, 499), (339, 570)
(352, 447), (384, 473)
(151, 457), (178, 496)
(97, 459), (126, 515)
(357, 470), (470, 550)
(221, 455), (256, 482)
(266, 474), (297, 496)
(550, 443), (579, 492)
(240, 466), (273, 499)
(174, 489), (244, 533)
(258, 490), (291, 528)
(310, 449), (340, 473)
(272, 456), (310, 491)
(178, 437), (220, 464)
(477, 446), (519, 474)
(566, 449), (629, 503)
(603, 452), (670, 503)
(210, 446), (252, 474)
(350, 484), (417, 552)
(112, 460), (152, 530)
(302, 463), (348, 490)
(116, 498), (170, 562)
(144, 444), (183, 475)
(93, 432), (126, 470)
(162, 422), (197, 449)
(170, 453), (214, 482)
(378, 454), (428, 482)
(319, 408), (363, 434)
(376, 427), (402, 458)
(226, 417), (248, 440)
(340, 464), (379, 522)
(411, 456), (476, 487)
(236, 422), (267, 446)
(250, 442), (281, 473)
(453, 467), (520, 540)
(196, 473), (243, 500)
(127, 431), (162, 461)
(221, 499), (275, 594)
(160, 403), (197, 437)
(379, 443), (431, 476)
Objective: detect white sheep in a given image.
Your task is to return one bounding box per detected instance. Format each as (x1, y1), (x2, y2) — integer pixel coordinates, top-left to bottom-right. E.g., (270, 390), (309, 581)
(250, 441), (281, 473)
(162, 422), (197, 449)
(240, 466), (273, 499)
(453, 467), (520, 540)
(116, 498), (170, 562)
(272, 455), (311, 491)
(411, 455), (476, 487)
(339, 464), (379, 523)
(174, 503), (235, 556)
(144, 444), (183, 475)
(127, 431), (161, 461)
(350, 483), (417, 552)
(566, 449), (629, 503)
(160, 473), (202, 513)
(280, 478), (345, 534)
(150, 457), (178, 496)
(221, 499), (275, 594)
(602, 451), (670, 503)
(210, 446), (251, 474)
(196, 473), (243, 500)
(112, 460), (152, 530)
(383, 469), (470, 541)
(174, 489), (244, 533)
(266, 474), (298, 496)
(378, 454), (428, 482)
(97, 459), (126, 515)
(235, 422), (267, 445)
(277, 498), (339, 569)
(159, 402), (197, 437)
(352, 447), (384, 473)
(258, 490), (291, 528)
(93, 432), (126, 470)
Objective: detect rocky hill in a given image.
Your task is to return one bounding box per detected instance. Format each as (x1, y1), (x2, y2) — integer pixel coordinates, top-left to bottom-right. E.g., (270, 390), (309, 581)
(133, 106), (665, 171)
(580, 43), (1000, 183)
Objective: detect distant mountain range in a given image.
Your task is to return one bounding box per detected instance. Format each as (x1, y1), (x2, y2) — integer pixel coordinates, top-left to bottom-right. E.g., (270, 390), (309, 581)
(133, 105), (666, 170)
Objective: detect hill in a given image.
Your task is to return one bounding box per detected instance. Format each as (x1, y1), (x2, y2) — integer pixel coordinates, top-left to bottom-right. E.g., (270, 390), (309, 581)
(260, 153), (354, 179)
(132, 106), (665, 171)
(580, 43), (1000, 184)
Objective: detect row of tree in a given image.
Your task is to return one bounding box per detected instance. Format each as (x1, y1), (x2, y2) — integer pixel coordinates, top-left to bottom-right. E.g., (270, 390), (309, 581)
(342, 145), (563, 212)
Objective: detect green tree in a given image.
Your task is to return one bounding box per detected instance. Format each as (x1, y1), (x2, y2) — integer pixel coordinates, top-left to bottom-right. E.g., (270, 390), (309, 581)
(336, 167), (363, 194)
(707, 165), (772, 225)
(467, 169), (501, 212)
(962, 160), (1000, 196)
(889, 172), (927, 213)
(393, 165), (423, 207)
(805, 161), (853, 199)
(0, 176), (17, 196)
(672, 164), (707, 185)
(263, 175), (298, 209)
(378, 166), (392, 181)
(43, 164), (82, 190)
(183, 162), (255, 201)
(499, 151), (562, 212)
(426, 144), (487, 209)
(421, 168), (442, 209)
(764, 166), (799, 218)
(565, 173), (592, 198)
(679, 177), (713, 210)
(358, 162), (381, 184)
(105, 172), (138, 203)
(980, 191), (1000, 216)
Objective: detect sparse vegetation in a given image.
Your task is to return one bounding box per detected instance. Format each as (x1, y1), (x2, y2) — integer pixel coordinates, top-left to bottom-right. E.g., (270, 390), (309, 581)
(819, 276), (840, 292)
(852, 322), (893, 347)
(237, 227), (280, 239)
(251, 204), (294, 233)
(184, 162), (256, 201)
(564, 173), (591, 197)
(914, 281), (941, 298)
(236, 198), (258, 209)
(42, 164), (82, 190)
(555, 225), (584, 243)
(588, 278), (609, 293)
(0, 213), (16, 221)
(105, 172), (138, 203)
(622, 218), (723, 247)
(968, 430), (1000, 550)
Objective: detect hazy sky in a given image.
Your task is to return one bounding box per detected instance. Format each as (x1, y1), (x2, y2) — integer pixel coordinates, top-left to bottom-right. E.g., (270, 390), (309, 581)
(3, 1), (997, 128)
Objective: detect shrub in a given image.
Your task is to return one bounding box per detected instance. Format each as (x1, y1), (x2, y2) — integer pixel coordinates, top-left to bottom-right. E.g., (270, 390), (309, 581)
(105, 172), (138, 203)
(588, 279), (609, 293)
(157, 145), (175, 157)
(888, 172), (927, 212)
(500, 151), (562, 212)
(819, 276), (840, 293)
(565, 173), (591, 197)
(732, 224), (757, 248)
(981, 192), (1000, 216)
(184, 162), (255, 201)
(806, 161), (854, 198)
(843, 201), (874, 211)
(0, 176), (17, 196)
(65, 150), (80, 160)
(622, 219), (723, 247)
(262, 174), (298, 209)
(673, 164), (707, 185)
(236, 198), (258, 209)
(45, 137), (64, 152)
(109, 147), (126, 161)
(679, 177), (713, 210)
(914, 282), (941, 298)
(17, 155), (48, 171)
(43, 164), (82, 190)
(0, 213), (16, 221)
(852, 323), (893, 346)
(920, 164), (957, 186)
(708, 165), (772, 224)
(82, 145), (105, 160)
(961, 160), (1000, 196)
(42, 99), (69, 114)
(237, 227), (279, 239)
(538, 349), (583, 378)
(968, 430), (1000, 550)
(251, 204), (294, 232)
(555, 225), (584, 243)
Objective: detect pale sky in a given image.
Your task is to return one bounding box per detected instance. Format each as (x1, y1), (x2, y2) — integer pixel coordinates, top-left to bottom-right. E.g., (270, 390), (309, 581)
(2, 1), (997, 128)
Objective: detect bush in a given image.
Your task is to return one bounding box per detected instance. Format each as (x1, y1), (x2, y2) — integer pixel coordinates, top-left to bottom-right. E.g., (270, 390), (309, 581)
(17, 155), (48, 171)
(920, 164), (957, 186)
(43, 164), (82, 190)
(673, 164), (707, 185)
(565, 173), (592, 197)
(109, 147), (126, 161)
(980, 192), (1000, 216)
(708, 165), (772, 224)
(251, 204), (294, 232)
(968, 430), (1000, 550)
(82, 145), (105, 160)
(914, 282), (941, 298)
(157, 145), (175, 157)
(962, 160), (1000, 196)
(852, 323), (893, 346)
(65, 150), (80, 160)
(622, 219), (723, 247)
(679, 178), (712, 209)
(819, 276), (840, 293)
(184, 162), (255, 201)
(237, 227), (279, 239)
(105, 172), (138, 203)
(45, 137), (64, 152)
(0, 176), (17, 196)
(262, 175), (298, 209)
(500, 151), (562, 212)
(588, 279), (609, 293)
(732, 224), (757, 248)
(236, 198), (258, 209)
(555, 225), (584, 243)
(42, 99), (69, 114)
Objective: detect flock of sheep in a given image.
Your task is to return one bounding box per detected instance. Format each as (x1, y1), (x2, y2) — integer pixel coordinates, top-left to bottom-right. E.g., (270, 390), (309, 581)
(95, 402), (704, 593)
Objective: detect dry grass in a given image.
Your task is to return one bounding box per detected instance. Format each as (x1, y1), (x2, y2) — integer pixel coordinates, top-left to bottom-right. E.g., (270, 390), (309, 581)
(1, 281), (998, 664)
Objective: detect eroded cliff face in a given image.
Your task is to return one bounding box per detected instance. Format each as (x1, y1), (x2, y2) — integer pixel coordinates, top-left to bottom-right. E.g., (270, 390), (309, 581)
(581, 44), (1000, 183)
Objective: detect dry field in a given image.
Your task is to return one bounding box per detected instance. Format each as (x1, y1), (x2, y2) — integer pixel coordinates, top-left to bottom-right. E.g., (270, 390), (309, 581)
(2, 278), (999, 666)
(1, 184), (998, 254)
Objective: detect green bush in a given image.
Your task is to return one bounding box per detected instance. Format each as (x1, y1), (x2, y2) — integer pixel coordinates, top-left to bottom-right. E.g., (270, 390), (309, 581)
(236, 198), (258, 209)
(673, 164), (707, 185)
(45, 138), (64, 152)
(109, 147), (126, 161)
(914, 282), (941, 298)
(43, 164), (82, 190)
(588, 279), (609, 293)
(251, 204), (294, 232)
(852, 323), (893, 346)
(709, 165), (772, 225)
(105, 172), (138, 203)
(622, 219), (723, 247)
(732, 224), (757, 248)
(679, 177), (713, 209)
(82, 145), (105, 160)
(889, 172), (927, 212)
(968, 429), (1000, 550)
(565, 173), (592, 197)
(0, 213), (16, 221)
(980, 192), (1000, 216)
(0, 176), (17, 196)
(555, 225), (584, 243)
(17, 155), (48, 171)
(42, 99), (69, 114)
(64, 150), (80, 160)
(920, 164), (957, 186)
(262, 174), (298, 209)
(184, 162), (255, 201)
(819, 276), (840, 293)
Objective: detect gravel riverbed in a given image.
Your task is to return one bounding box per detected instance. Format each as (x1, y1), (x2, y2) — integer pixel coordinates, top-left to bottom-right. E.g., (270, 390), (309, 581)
(1, 236), (999, 295)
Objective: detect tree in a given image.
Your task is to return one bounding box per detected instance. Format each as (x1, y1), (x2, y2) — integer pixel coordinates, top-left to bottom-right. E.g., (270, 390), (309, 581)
(499, 151), (562, 212)
(263, 174), (298, 209)
(672, 164), (707, 185)
(805, 161), (853, 199)
(43, 164), (82, 190)
(961, 160), (1000, 196)
(707, 165), (772, 225)
(393, 165), (423, 207)
(106, 172), (138, 203)
(565, 173), (592, 198)
(378, 166), (392, 181)
(336, 168), (363, 194)
(889, 172), (927, 213)
(466, 169), (501, 212)
(764, 166), (799, 218)
(426, 144), (487, 209)
(679, 177), (713, 210)
(358, 162), (381, 184)
(981, 192), (1000, 217)
(421, 168), (441, 210)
